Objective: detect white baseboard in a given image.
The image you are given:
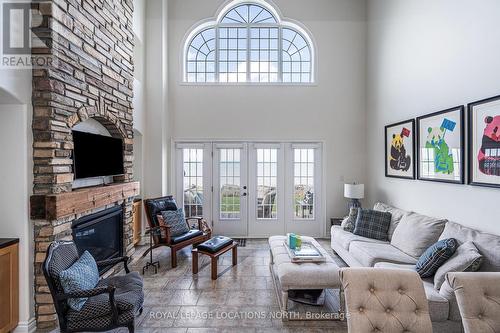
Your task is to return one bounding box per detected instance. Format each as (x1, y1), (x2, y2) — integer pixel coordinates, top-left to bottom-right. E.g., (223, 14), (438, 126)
(13, 318), (36, 333)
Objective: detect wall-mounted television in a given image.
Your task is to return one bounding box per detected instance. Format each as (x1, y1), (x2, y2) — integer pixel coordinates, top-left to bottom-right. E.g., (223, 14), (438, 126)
(72, 130), (124, 179)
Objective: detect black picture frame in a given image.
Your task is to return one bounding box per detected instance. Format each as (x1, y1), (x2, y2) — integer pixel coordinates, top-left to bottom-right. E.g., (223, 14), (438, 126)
(385, 119), (416, 180)
(468, 94), (500, 188)
(416, 106), (465, 184)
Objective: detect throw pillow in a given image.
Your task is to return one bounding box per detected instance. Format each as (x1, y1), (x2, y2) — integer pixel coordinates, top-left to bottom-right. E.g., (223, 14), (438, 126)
(161, 208), (190, 237)
(353, 209), (392, 241)
(373, 202), (409, 241)
(390, 213), (447, 258)
(59, 251), (99, 311)
(433, 241), (483, 289)
(415, 238), (458, 278)
(341, 207), (358, 232)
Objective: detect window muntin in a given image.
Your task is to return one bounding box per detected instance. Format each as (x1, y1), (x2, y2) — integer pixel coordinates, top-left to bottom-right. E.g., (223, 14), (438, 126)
(282, 28), (311, 83)
(186, 29), (216, 83)
(184, 2), (313, 84)
(293, 148), (314, 219)
(219, 27), (248, 83)
(221, 4), (277, 24)
(183, 148), (204, 217)
(256, 148), (278, 219)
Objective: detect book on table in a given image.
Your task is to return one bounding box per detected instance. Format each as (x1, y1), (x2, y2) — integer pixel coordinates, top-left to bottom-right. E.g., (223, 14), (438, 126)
(283, 241), (326, 263)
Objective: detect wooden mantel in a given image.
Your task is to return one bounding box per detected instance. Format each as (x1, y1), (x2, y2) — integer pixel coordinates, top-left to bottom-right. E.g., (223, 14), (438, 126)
(30, 182), (140, 221)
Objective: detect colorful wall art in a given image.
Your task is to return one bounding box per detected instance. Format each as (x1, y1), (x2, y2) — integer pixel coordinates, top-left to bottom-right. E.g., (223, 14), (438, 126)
(385, 119), (415, 179)
(468, 95), (500, 188)
(417, 106), (465, 184)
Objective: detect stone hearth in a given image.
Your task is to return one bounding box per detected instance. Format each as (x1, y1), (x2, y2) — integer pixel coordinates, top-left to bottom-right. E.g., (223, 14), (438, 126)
(29, 0), (135, 329)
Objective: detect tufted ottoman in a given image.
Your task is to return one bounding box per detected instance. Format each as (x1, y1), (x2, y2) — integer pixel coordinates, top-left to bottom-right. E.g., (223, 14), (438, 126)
(268, 236), (343, 313)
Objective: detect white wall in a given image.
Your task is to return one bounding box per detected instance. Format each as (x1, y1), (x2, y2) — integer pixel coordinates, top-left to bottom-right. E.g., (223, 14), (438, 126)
(366, 0), (500, 234)
(143, 0), (169, 199)
(168, 0), (367, 227)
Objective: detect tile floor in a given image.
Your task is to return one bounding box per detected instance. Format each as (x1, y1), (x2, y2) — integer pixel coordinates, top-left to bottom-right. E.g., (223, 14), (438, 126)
(50, 239), (348, 333)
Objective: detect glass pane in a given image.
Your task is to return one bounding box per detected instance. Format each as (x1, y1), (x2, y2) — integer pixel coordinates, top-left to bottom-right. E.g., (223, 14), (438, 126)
(256, 149), (278, 219)
(293, 148), (314, 219)
(220, 148), (241, 219)
(183, 148), (204, 218)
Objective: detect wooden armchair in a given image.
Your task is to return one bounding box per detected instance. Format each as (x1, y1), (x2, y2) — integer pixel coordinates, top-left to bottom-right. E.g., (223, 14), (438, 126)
(142, 196), (211, 268)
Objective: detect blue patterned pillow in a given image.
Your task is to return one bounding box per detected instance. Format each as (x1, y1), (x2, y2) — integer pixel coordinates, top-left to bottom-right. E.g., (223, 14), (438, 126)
(59, 251), (99, 311)
(161, 208), (190, 237)
(416, 238), (457, 278)
(353, 209), (392, 241)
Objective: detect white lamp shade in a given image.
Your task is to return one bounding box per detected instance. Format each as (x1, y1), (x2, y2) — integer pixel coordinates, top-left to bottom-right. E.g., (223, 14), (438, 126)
(344, 183), (364, 199)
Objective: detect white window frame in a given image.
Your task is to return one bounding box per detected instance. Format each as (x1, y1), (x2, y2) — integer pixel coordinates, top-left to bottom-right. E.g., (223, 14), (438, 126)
(181, 0), (316, 85)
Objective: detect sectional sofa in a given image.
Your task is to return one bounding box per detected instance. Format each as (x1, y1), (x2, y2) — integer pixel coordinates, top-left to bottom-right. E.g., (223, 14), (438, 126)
(330, 202), (500, 333)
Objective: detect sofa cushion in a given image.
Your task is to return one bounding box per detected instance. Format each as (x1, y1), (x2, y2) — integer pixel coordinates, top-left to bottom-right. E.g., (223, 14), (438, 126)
(439, 221), (500, 272)
(374, 262), (416, 271)
(331, 225), (387, 250)
(391, 213), (447, 258)
(416, 238), (457, 278)
(348, 241), (418, 267)
(373, 202), (409, 240)
(353, 209), (392, 241)
(422, 279), (450, 322)
(434, 241), (483, 290)
(171, 229), (203, 244)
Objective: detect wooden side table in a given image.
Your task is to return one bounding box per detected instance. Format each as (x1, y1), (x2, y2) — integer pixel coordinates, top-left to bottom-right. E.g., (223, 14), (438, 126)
(192, 242), (238, 280)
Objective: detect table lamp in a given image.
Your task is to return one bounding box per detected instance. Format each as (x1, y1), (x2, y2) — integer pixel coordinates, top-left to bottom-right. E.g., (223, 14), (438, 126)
(344, 183), (364, 210)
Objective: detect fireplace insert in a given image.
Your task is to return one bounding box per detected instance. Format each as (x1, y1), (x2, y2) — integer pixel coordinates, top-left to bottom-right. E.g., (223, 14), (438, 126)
(72, 206), (123, 272)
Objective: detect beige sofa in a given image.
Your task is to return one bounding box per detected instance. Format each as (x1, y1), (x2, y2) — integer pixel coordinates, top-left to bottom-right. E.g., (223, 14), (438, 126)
(330, 202), (500, 333)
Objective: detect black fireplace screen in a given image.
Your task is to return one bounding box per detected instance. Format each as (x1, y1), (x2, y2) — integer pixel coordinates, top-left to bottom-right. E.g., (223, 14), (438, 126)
(72, 206), (123, 272)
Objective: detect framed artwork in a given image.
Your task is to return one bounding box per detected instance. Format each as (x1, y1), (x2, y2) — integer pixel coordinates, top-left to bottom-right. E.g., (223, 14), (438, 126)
(385, 119), (416, 179)
(468, 94), (500, 188)
(416, 106), (465, 184)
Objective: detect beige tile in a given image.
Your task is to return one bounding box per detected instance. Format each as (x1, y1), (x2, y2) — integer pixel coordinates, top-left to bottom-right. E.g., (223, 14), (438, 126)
(139, 306), (181, 328)
(197, 290), (228, 305)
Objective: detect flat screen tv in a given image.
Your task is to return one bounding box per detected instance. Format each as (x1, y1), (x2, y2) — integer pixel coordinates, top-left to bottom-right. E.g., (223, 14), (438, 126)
(72, 130), (124, 179)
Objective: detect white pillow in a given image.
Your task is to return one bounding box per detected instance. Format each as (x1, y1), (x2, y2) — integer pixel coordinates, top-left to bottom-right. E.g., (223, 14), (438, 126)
(434, 241), (483, 289)
(390, 212), (447, 258)
(373, 202), (409, 240)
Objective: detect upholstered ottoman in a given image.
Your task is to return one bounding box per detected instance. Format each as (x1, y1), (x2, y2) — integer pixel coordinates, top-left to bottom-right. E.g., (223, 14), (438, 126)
(268, 236), (342, 312)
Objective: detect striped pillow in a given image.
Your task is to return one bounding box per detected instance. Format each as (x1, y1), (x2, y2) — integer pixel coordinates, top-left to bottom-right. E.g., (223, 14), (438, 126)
(416, 238), (457, 278)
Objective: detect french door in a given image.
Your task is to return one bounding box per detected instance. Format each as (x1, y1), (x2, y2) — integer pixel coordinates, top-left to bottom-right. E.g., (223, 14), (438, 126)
(213, 143), (248, 236)
(174, 141), (323, 237)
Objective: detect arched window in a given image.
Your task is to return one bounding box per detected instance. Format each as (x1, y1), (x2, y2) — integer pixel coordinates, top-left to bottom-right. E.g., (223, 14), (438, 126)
(184, 0), (314, 84)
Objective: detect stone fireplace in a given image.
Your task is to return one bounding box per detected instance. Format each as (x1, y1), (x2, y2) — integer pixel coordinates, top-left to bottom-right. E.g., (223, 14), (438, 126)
(29, 0), (136, 329)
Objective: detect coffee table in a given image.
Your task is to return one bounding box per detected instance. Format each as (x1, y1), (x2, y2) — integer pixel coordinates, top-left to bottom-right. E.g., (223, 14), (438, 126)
(268, 236), (343, 317)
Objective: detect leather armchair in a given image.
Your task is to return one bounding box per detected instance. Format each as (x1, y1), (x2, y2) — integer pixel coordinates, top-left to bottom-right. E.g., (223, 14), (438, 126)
(143, 195), (211, 268)
(43, 241), (144, 332)
(447, 272), (500, 333)
(340, 267), (432, 333)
